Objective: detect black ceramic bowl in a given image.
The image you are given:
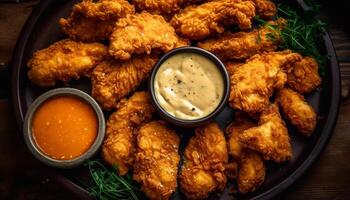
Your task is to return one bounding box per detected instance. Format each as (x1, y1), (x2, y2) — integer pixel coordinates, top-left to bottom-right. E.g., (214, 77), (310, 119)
(149, 47), (230, 127)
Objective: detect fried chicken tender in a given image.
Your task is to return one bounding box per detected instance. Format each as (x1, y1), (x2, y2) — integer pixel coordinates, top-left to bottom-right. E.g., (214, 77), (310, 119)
(276, 88), (317, 136)
(239, 104), (292, 163)
(225, 61), (243, 76)
(102, 91), (154, 175)
(91, 54), (158, 110)
(198, 19), (285, 61)
(179, 122), (229, 199)
(238, 150), (265, 194)
(27, 39), (107, 87)
(250, 0), (276, 19)
(286, 57), (322, 94)
(229, 50), (302, 113)
(182, 0), (275, 19)
(226, 113), (256, 159)
(109, 12), (189, 60)
(133, 121), (180, 200)
(225, 113), (265, 194)
(59, 0), (135, 42)
(170, 0), (256, 40)
(131, 0), (182, 19)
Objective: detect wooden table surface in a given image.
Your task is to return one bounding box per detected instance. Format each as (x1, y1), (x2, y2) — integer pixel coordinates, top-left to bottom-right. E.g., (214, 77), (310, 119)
(1, 1), (350, 200)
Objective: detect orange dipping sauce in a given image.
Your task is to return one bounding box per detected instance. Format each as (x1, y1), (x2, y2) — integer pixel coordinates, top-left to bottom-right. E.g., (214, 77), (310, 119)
(32, 96), (98, 160)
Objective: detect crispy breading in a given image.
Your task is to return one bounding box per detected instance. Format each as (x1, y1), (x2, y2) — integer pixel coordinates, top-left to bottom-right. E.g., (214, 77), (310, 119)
(239, 104), (292, 163)
(225, 113), (265, 193)
(181, 0), (276, 19)
(225, 61), (243, 76)
(286, 57), (322, 94)
(170, 0), (256, 40)
(198, 19), (285, 61)
(102, 91), (154, 175)
(27, 39), (107, 87)
(276, 88), (317, 136)
(91, 54), (158, 110)
(109, 12), (189, 60)
(131, 0), (182, 19)
(250, 0), (277, 19)
(133, 121), (180, 200)
(238, 150), (265, 194)
(229, 50), (302, 113)
(59, 0), (135, 42)
(226, 113), (256, 159)
(179, 122), (229, 199)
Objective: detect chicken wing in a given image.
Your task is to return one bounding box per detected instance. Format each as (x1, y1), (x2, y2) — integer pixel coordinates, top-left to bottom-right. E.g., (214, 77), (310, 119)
(276, 88), (317, 136)
(179, 122), (229, 199)
(286, 56), (322, 94)
(131, 0), (182, 19)
(59, 0), (135, 42)
(102, 91), (154, 175)
(109, 11), (189, 60)
(133, 121), (180, 200)
(239, 104), (292, 163)
(27, 39), (107, 87)
(229, 50), (302, 113)
(198, 19), (285, 61)
(225, 113), (265, 194)
(91, 54), (158, 110)
(170, 0), (256, 40)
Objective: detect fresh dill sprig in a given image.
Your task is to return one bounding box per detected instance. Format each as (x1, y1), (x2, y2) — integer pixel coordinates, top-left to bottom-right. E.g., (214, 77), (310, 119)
(254, 3), (327, 75)
(277, 4), (327, 67)
(86, 160), (140, 200)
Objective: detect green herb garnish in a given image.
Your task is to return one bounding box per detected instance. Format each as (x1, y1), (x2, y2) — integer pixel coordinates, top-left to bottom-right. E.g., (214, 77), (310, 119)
(255, 3), (327, 75)
(86, 160), (140, 200)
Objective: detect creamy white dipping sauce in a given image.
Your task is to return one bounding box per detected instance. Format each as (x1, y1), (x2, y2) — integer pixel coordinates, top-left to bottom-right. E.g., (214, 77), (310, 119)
(154, 53), (224, 120)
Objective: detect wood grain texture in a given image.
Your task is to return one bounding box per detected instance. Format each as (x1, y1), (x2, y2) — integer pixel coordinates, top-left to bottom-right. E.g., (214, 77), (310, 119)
(0, 1), (349, 200)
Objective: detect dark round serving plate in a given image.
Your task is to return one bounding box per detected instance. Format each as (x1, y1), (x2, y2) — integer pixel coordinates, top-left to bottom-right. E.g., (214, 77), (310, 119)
(11, 0), (340, 199)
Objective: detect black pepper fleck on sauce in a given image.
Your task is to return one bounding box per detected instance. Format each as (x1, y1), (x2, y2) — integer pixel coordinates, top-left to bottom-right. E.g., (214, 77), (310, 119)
(192, 108), (195, 111)
(177, 80), (182, 84)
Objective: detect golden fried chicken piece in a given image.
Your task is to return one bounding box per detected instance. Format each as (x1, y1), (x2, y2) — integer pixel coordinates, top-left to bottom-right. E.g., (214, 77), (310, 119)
(238, 150), (265, 194)
(179, 122), (229, 199)
(250, 0), (276, 19)
(170, 0), (256, 40)
(226, 113), (256, 159)
(133, 121), (180, 200)
(225, 61), (243, 76)
(239, 104), (292, 163)
(109, 12), (189, 60)
(198, 19), (285, 61)
(229, 50), (302, 113)
(131, 0), (182, 19)
(102, 91), (154, 175)
(182, 0), (276, 19)
(27, 39), (107, 87)
(59, 0), (135, 42)
(276, 88), (317, 136)
(286, 57), (322, 94)
(91, 54), (158, 110)
(225, 113), (265, 194)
